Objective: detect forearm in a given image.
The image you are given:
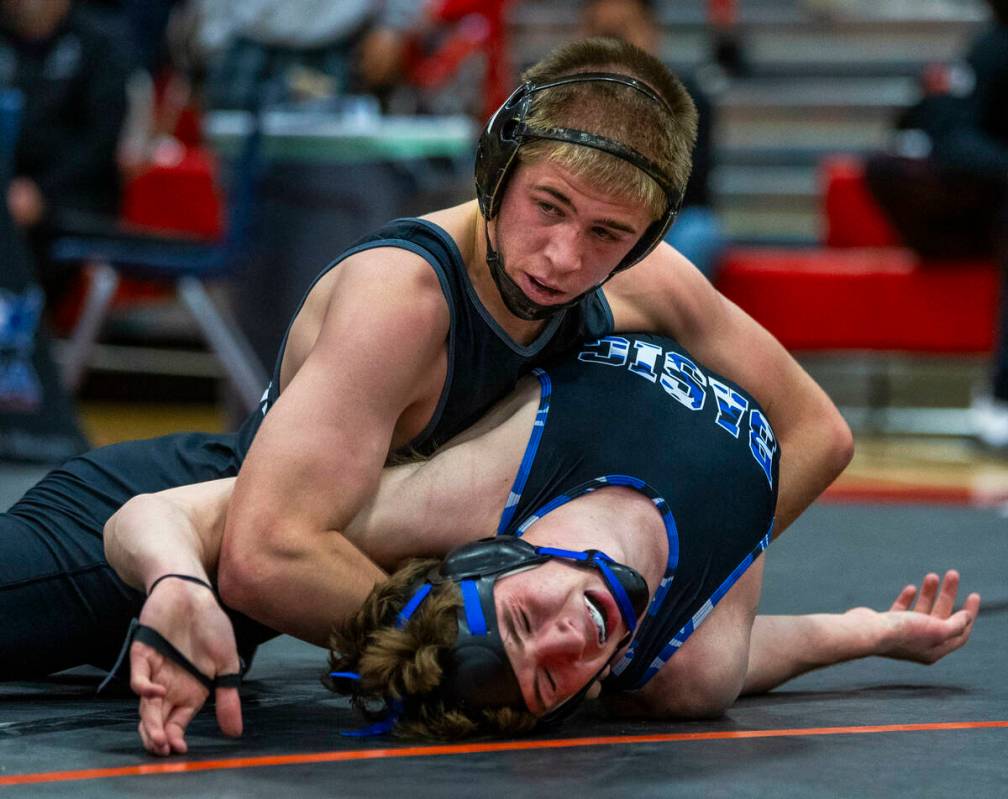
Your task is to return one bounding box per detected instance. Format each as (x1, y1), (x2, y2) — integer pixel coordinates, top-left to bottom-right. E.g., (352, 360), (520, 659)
(217, 530), (387, 647)
(742, 609), (880, 695)
(104, 496), (215, 594)
(218, 455), (389, 644)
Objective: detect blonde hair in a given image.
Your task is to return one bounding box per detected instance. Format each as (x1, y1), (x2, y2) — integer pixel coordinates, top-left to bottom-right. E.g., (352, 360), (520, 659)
(327, 558), (538, 739)
(518, 37), (698, 219)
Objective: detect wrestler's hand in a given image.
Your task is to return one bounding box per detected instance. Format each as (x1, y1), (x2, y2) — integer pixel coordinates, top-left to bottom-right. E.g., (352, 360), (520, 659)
(129, 579), (243, 756)
(872, 570), (980, 664)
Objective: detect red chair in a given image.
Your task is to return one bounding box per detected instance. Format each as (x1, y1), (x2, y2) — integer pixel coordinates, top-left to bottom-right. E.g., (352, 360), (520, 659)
(50, 125), (267, 412)
(820, 156), (902, 248)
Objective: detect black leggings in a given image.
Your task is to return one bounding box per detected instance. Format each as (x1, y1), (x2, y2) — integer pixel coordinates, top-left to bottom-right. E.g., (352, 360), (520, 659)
(0, 509), (142, 678)
(0, 432), (273, 680)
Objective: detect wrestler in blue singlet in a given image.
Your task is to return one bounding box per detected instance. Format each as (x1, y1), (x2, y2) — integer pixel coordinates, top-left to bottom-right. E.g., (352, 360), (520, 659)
(496, 333), (780, 691)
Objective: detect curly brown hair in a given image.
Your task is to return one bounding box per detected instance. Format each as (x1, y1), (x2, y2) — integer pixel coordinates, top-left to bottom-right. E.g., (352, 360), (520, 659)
(327, 558), (538, 739)
(518, 36), (698, 219)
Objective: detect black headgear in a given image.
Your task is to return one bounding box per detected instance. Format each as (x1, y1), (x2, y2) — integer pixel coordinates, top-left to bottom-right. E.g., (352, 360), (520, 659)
(474, 73), (685, 320)
(397, 536), (649, 722)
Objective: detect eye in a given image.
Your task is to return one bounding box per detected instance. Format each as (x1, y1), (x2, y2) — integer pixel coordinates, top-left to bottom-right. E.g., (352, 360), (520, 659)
(521, 609), (531, 634)
(537, 667), (557, 708)
(592, 226), (617, 241)
(537, 200), (561, 217)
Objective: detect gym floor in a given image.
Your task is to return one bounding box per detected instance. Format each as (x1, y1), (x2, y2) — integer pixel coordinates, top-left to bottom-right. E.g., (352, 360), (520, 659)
(2, 409), (1006, 797)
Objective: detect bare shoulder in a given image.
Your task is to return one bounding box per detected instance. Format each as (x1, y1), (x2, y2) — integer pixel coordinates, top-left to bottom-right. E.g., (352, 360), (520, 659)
(604, 241), (726, 340)
(326, 201), (478, 327)
(419, 199), (480, 263)
(282, 243), (451, 388)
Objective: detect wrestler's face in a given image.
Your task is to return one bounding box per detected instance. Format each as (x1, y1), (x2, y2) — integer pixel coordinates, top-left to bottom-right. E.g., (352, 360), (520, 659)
(493, 560), (630, 715)
(492, 160), (654, 309)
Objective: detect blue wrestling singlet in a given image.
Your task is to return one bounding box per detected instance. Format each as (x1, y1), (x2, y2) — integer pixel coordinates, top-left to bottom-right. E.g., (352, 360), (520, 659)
(496, 333), (780, 691)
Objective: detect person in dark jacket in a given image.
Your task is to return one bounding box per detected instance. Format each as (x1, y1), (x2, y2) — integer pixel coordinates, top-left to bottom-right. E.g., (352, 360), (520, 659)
(865, 0), (1008, 450)
(0, 0), (132, 297)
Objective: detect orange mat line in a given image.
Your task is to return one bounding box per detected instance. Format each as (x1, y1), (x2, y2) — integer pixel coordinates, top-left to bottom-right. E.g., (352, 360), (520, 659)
(2, 720), (1006, 787)
(824, 484), (1007, 505)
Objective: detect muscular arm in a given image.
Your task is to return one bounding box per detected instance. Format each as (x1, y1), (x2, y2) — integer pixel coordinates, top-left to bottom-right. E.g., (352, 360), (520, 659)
(217, 251), (449, 644)
(606, 248), (853, 535)
(105, 377), (533, 647)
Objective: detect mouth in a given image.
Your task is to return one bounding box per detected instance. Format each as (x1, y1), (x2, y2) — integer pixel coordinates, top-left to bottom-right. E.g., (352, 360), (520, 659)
(586, 586), (624, 648)
(519, 272), (565, 303)
(584, 593), (609, 646)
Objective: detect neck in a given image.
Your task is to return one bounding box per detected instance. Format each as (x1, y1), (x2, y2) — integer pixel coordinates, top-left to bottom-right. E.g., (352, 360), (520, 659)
(520, 487), (669, 598)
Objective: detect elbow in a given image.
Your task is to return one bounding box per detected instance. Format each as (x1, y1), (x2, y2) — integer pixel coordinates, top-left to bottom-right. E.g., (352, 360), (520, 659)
(217, 517), (280, 615)
(103, 492), (159, 550)
(655, 664), (743, 720)
(606, 675), (738, 722)
(661, 693), (733, 722)
(217, 512), (314, 619)
(216, 543), (261, 614)
(827, 409), (855, 479)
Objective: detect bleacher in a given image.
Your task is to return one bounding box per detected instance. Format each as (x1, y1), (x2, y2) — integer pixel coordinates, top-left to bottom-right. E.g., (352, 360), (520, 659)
(69, 1), (996, 433)
(511, 0), (994, 435)
(510, 0), (985, 244)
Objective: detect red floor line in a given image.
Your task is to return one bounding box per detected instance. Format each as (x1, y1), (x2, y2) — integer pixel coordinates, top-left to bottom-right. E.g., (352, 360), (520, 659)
(2, 720), (1006, 787)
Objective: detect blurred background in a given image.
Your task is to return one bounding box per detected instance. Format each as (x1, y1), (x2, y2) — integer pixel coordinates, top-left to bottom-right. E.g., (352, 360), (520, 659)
(3, 0), (1008, 510)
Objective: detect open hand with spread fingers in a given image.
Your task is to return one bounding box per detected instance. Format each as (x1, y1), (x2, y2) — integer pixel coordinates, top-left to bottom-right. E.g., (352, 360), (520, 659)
(873, 569), (981, 665)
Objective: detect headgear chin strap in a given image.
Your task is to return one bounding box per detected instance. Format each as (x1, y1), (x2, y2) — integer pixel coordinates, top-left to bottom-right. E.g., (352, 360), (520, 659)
(483, 228), (581, 321)
(475, 72), (687, 321)
(398, 537), (649, 719)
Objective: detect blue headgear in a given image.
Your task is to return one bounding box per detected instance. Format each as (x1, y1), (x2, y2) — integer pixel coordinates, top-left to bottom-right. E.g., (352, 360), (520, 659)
(474, 72), (685, 320)
(397, 536), (649, 722)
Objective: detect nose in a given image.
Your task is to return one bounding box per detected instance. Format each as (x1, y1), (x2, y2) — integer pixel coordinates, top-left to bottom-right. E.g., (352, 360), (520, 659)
(533, 616), (587, 662)
(542, 223), (583, 275)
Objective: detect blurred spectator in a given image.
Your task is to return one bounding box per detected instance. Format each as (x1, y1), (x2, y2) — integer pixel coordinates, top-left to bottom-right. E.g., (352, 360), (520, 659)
(708, 0), (748, 78)
(83, 0), (185, 75)
(0, 0), (132, 299)
(0, 87), (87, 461)
(389, 0), (513, 120)
(192, 0), (427, 111)
(863, 0), (1008, 449)
(580, 0), (727, 281)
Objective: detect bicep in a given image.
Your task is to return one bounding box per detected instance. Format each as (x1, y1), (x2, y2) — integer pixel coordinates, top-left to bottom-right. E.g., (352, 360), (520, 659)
(225, 256), (449, 553)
